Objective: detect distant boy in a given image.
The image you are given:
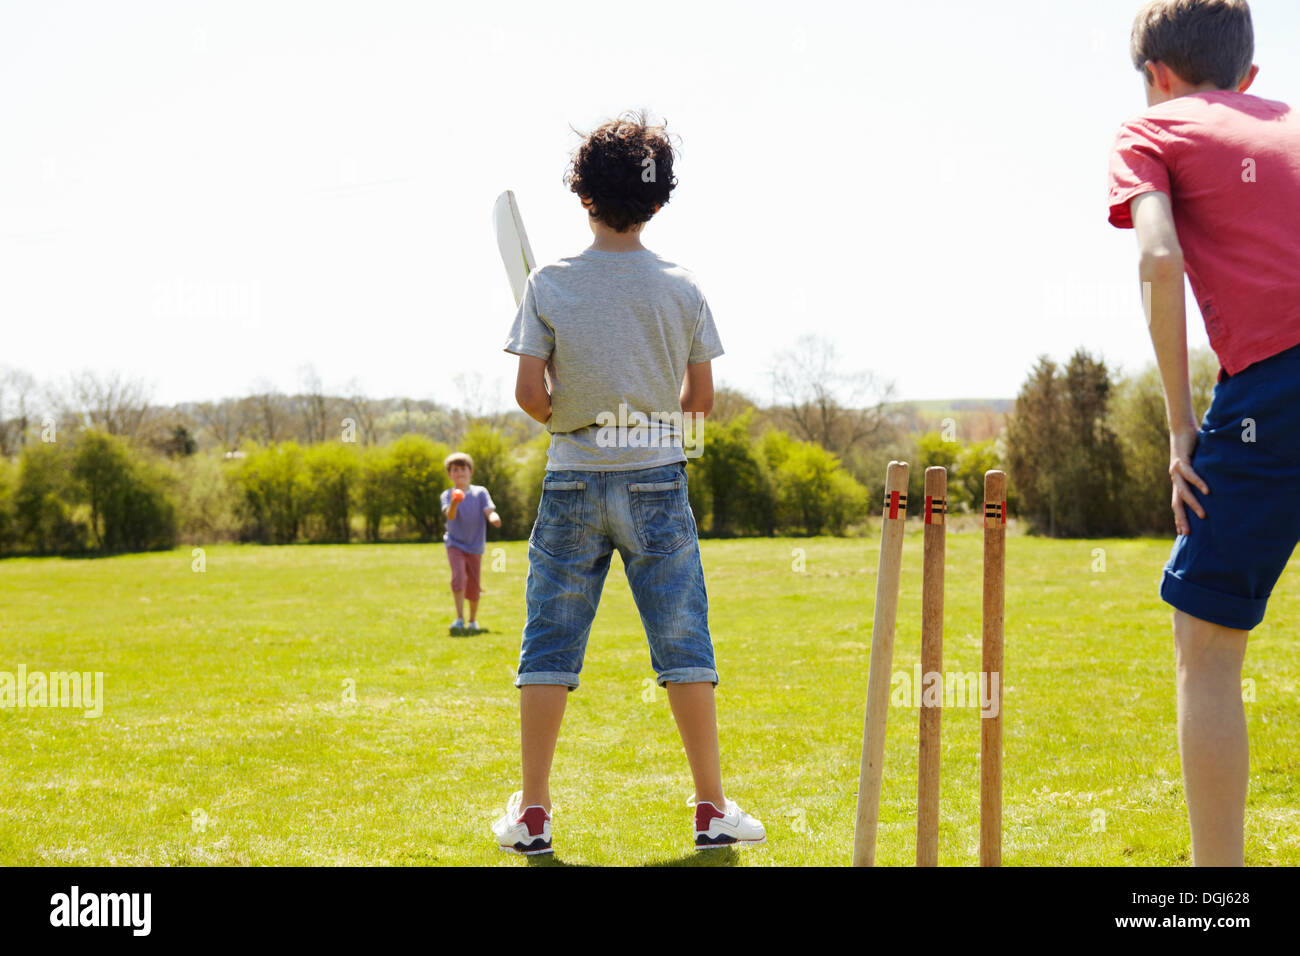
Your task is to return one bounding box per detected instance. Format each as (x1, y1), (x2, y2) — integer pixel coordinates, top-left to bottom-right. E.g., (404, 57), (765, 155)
(1108, 0), (1300, 865)
(440, 451), (501, 635)
(492, 111), (764, 855)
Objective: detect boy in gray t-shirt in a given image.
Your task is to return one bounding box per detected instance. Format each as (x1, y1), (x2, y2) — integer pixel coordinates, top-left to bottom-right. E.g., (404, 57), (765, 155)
(505, 240), (723, 471)
(493, 111), (764, 855)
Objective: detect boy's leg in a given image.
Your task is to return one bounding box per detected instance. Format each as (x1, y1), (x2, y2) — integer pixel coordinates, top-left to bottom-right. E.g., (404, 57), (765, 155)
(1173, 610), (1248, 867)
(447, 546), (467, 620)
(610, 463), (724, 804)
(1156, 352), (1300, 866)
(665, 681), (724, 808)
(513, 470), (611, 814)
(521, 684), (568, 813)
(466, 553), (482, 622)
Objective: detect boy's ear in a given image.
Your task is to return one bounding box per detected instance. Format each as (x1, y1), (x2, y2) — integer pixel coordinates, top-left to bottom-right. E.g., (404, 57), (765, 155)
(1238, 64), (1259, 93)
(1145, 60), (1176, 93)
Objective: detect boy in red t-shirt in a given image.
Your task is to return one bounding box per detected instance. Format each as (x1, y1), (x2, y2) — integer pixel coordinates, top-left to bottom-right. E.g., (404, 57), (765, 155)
(1108, 0), (1300, 865)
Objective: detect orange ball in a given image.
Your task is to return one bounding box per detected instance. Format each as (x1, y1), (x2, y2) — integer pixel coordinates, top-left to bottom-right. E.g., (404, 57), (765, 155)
(451, 489), (465, 502)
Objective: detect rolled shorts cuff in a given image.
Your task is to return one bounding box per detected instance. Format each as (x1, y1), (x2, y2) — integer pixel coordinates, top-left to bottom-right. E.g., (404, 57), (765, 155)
(656, 666), (719, 688)
(515, 670), (581, 690)
(1160, 570), (1267, 631)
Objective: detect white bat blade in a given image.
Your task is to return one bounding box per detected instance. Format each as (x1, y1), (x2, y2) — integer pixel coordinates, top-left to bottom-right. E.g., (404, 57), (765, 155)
(493, 190), (536, 306)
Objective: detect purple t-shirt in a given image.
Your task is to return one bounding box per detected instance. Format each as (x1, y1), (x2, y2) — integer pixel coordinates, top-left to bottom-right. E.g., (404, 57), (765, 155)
(440, 484), (495, 554)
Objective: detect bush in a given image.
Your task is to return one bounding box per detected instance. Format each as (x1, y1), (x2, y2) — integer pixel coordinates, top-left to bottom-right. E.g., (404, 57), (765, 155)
(304, 442), (361, 542)
(761, 429), (868, 535)
(71, 430), (177, 552)
(236, 442), (309, 544)
(0, 457), (15, 555)
(171, 453), (244, 543)
(953, 438), (1004, 514)
(909, 431), (964, 515)
(388, 434), (450, 540)
(14, 441), (87, 554)
(358, 444), (398, 542)
(114, 456), (178, 551)
(689, 410), (776, 536)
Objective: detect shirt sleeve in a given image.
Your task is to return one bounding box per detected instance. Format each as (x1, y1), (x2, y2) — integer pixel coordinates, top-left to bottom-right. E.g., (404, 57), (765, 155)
(440, 488), (450, 509)
(503, 272), (554, 359)
(481, 487), (495, 511)
(688, 295), (725, 364)
(1107, 118), (1173, 229)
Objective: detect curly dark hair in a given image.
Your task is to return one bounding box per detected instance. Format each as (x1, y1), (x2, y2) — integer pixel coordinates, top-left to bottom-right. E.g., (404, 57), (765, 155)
(565, 110), (677, 233)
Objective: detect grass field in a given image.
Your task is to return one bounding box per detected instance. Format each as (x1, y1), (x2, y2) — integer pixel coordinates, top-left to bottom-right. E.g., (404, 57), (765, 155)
(1, 527), (1298, 866)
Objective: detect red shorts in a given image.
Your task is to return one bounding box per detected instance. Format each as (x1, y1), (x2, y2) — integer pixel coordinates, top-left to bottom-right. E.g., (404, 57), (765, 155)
(446, 545), (482, 600)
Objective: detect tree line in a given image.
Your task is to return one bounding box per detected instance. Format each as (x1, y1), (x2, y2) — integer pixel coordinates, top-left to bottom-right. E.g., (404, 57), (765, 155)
(1006, 346), (1219, 537)
(0, 339), (1210, 555)
(0, 422), (881, 556)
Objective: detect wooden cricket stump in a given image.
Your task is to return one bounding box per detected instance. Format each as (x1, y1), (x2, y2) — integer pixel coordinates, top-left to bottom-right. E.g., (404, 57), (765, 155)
(980, 470), (1006, 867)
(852, 460), (908, 867)
(916, 466), (946, 867)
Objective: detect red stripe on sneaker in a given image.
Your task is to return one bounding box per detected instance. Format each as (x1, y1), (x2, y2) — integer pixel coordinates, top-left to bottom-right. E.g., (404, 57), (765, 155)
(518, 806), (550, 837)
(694, 802), (725, 832)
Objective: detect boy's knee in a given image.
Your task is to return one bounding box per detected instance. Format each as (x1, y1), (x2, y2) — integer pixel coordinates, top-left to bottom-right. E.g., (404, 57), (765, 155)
(1173, 610), (1248, 675)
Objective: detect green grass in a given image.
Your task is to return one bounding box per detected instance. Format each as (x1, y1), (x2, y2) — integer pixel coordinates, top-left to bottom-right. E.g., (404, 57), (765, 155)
(1, 529), (1297, 866)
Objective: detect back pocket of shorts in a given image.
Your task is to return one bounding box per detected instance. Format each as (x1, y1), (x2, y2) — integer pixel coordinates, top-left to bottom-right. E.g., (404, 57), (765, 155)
(628, 479), (692, 554)
(532, 480), (586, 556)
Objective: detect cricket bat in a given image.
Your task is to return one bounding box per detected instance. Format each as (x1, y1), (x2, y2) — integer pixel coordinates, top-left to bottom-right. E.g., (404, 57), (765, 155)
(493, 189), (556, 392)
(493, 189), (536, 306)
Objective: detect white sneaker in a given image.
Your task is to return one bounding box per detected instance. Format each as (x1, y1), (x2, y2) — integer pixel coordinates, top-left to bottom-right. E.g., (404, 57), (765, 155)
(491, 791), (553, 855)
(450, 618), (465, 636)
(688, 795), (766, 849)
(465, 621), (481, 634)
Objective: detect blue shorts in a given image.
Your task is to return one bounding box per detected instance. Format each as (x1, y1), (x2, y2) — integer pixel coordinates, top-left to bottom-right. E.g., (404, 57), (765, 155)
(1161, 342), (1300, 630)
(515, 462), (717, 690)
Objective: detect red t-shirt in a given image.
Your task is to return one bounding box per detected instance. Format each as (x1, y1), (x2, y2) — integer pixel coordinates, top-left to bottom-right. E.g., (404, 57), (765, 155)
(1108, 91), (1300, 375)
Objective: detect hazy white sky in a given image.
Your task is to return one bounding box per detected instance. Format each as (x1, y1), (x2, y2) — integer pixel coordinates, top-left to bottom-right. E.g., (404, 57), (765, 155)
(3, 0), (1298, 411)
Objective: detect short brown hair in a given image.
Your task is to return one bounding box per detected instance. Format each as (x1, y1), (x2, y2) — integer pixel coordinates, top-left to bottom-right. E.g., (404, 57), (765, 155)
(444, 451), (473, 473)
(565, 109), (677, 233)
(1131, 0), (1253, 89)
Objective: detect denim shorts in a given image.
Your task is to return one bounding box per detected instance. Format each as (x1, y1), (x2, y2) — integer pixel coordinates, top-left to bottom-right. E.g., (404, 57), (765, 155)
(1161, 341), (1300, 630)
(515, 461), (717, 690)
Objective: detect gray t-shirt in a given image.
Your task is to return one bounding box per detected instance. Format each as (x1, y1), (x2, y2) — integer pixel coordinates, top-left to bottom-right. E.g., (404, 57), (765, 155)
(503, 248), (724, 471)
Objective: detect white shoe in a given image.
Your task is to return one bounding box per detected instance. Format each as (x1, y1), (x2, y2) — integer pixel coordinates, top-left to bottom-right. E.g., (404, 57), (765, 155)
(465, 621), (481, 634)
(688, 795), (766, 849)
(491, 791), (553, 855)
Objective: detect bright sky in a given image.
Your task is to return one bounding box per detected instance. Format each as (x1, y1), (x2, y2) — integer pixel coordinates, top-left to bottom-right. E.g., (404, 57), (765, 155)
(3, 0), (1298, 412)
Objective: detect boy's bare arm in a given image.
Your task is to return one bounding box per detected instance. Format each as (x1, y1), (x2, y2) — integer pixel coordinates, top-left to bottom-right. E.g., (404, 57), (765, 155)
(680, 360), (713, 417)
(1131, 190), (1209, 534)
(515, 355), (552, 425)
